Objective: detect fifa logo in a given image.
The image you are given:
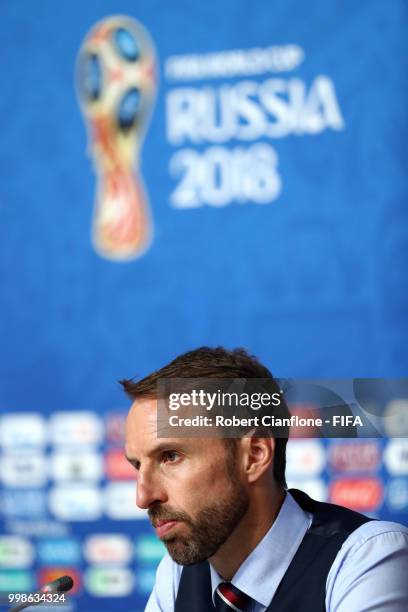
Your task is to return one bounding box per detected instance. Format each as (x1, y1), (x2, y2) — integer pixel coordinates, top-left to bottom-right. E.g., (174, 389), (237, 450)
(76, 16), (157, 261)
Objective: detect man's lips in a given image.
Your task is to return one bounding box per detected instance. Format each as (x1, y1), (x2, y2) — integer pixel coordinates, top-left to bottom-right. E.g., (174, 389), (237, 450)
(154, 520), (181, 538)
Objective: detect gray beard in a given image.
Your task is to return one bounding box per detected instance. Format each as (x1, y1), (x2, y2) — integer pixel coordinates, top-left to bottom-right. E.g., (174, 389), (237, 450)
(160, 481), (249, 565)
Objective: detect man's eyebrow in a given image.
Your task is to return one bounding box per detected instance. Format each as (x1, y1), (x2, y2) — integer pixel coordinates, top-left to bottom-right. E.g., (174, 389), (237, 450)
(125, 441), (189, 465)
(125, 455), (140, 467)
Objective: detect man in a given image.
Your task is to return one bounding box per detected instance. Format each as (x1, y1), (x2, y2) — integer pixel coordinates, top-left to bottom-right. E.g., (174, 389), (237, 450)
(122, 347), (408, 611)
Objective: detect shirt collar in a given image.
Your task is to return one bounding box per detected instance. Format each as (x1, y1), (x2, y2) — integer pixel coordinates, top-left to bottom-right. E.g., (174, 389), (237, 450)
(209, 491), (312, 608)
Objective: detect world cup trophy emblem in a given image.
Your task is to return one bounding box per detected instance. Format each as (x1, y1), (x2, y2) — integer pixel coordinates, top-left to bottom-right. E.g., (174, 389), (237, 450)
(76, 16), (157, 261)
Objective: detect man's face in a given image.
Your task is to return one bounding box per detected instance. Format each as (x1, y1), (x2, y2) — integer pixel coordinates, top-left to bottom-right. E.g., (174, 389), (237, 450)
(125, 398), (249, 565)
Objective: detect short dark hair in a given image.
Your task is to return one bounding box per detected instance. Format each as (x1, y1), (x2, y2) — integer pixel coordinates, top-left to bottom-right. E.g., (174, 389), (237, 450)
(121, 346), (289, 488)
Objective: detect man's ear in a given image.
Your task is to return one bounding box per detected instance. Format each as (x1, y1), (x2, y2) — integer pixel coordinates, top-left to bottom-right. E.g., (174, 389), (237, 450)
(241, 435), (275, 483)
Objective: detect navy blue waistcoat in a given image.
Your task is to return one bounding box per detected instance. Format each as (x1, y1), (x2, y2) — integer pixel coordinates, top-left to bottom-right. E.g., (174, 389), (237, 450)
(175, 488), (373, 611)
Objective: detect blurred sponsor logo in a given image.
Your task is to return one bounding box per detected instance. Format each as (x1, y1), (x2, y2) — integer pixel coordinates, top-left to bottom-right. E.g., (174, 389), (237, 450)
(84, 534), (132, 564)
(0, 414), (46, 448)
(386, 478), (408, 512)
(37, 539), (81, 565)
(105, 450), (135, 480)
(1, 452), (47, 487)
(329, 478), (383, 511)
(105, 412), (127, 445)
(84, 567), (134, 597)
(38, 568), (80, 594)
(328, 441), (380, 473)
(49, 412), (103, 446)
(384, 400), (408, 437)
(384, 440), (408, 475)
(51, 451), (102, 481)
(135, 536), (166, 564)
(49, 485), (102, 521)
(287, 479), (327, 502)
(135, 568), (156, 595)
(104, 483), (146, 520)
(286, 440), (325, 478)
(0, 570), (34, 592)
(2, 490), (47, 519)
(0, 537), (34, 568)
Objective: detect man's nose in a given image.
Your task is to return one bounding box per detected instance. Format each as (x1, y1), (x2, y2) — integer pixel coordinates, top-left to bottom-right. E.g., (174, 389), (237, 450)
(136, 467), (167, 509)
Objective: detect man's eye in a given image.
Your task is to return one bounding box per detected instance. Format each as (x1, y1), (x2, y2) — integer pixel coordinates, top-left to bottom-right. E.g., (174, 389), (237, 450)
(162, 451), (180, 463)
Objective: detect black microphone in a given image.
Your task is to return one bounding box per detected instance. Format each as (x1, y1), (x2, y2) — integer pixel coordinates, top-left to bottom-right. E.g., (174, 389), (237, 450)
(40, 576), (73, 594)
(8, 575), (74, 612)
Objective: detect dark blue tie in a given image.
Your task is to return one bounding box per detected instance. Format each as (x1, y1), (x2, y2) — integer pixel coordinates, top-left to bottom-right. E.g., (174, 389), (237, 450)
(214, 582), (252, 611)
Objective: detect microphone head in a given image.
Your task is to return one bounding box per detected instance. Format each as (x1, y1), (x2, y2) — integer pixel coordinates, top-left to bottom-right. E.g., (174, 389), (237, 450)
(57, 575), (74, 592)
(41, 575), (74, 593)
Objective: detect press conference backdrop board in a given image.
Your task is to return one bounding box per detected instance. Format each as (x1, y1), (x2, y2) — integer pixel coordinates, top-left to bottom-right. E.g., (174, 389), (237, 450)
(0, 1), (407, 611)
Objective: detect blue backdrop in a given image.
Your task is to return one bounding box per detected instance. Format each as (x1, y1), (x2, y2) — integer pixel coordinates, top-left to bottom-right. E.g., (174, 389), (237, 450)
(0, 1), (407, 610)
